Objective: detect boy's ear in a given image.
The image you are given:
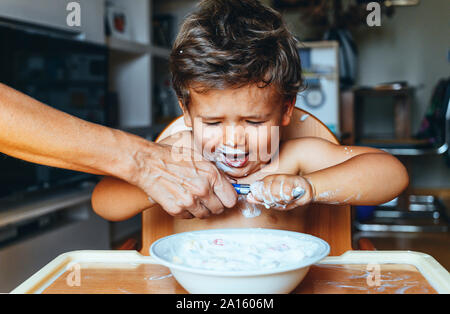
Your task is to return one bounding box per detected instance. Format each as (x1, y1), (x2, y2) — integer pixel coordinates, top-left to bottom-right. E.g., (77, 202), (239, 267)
(281, 96), (296, 126)
(178, 100), (192, 127)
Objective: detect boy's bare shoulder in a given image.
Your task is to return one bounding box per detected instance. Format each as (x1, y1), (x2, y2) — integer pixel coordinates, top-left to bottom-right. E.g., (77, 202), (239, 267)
(278, 137), (340, 174)
(279, 136), (384, 174)
(158, 130), (194, 149)
(280, 137), (336, 155)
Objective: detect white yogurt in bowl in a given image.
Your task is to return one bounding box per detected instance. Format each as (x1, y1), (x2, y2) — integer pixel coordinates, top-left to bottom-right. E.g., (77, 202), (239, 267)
(150, 228), (330, 293)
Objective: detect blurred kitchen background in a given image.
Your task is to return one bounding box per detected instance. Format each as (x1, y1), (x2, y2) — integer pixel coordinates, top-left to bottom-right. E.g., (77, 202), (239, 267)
(0, 0), (448, 292)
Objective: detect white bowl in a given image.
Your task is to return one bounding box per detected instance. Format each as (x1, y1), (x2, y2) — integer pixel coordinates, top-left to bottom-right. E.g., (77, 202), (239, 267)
(150, 228), (330, 294)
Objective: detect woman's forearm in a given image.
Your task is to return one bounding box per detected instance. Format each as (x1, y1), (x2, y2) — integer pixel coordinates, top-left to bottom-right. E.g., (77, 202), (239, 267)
(0, 83), (237, 218)
(0, 82), (145, 180)
(304, 153), (409, 205)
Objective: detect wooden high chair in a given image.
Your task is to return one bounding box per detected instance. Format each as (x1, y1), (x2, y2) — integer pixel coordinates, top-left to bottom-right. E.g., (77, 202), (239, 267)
(128, 108), (353, 257)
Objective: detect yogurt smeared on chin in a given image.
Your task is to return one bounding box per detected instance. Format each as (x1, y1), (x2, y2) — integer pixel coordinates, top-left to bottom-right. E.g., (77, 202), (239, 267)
(171, 232), (320, 271)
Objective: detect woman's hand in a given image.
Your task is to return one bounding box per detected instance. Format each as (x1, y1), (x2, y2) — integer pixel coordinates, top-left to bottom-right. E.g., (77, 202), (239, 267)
(128, 142), (238, 219)
(246, 174), (314, 210)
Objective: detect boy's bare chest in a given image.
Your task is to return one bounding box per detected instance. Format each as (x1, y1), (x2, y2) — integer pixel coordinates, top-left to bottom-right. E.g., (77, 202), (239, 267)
(173, 197), (309, 235)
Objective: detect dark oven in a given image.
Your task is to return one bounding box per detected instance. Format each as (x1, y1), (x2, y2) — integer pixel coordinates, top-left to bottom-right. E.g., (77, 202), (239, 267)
(0, 22), (109, 201)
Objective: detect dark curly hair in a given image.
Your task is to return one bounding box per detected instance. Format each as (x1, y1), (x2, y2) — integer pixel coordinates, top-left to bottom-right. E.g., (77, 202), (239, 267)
(169, 0), (303, 107)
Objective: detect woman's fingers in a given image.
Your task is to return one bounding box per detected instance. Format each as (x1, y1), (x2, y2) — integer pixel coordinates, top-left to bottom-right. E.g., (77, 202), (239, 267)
(134, 144), (237, 219)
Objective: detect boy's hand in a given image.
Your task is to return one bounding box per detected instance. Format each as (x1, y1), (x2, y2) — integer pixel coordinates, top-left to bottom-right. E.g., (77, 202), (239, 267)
(246, 174), (314, 210)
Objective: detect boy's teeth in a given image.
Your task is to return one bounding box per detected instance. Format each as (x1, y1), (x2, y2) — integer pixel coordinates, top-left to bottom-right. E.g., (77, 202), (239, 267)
(225, 153), (247, 160)
(217, 145), (247, 155)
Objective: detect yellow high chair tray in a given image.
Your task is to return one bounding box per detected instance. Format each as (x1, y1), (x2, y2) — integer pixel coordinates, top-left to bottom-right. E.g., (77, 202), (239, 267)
(11, 250), (450, 294)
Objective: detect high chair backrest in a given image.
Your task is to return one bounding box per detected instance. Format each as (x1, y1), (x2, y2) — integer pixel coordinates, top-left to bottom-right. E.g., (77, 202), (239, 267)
(141, 108), (352, 256)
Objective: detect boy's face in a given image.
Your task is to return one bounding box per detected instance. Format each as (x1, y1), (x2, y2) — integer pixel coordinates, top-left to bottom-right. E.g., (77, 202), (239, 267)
(180, 84), (294, 178)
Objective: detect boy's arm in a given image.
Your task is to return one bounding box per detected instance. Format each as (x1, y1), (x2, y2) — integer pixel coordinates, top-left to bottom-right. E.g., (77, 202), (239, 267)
(91, 176), (155, 221)
(292, 138), (409, 205)
(91, 174), (202, 221)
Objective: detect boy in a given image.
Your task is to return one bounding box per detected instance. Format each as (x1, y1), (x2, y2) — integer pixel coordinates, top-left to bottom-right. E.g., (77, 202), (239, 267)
(92, 0), (408, 231)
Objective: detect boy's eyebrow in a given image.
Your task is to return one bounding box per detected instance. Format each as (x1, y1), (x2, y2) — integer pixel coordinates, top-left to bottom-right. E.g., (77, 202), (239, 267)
(243, 114), (271, 119)
(200, 114), (271, 119)
(199, 115), (224, 120)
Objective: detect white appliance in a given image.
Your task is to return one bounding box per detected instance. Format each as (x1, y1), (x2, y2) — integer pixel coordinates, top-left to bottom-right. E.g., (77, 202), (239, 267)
(295, 41), (340, 135)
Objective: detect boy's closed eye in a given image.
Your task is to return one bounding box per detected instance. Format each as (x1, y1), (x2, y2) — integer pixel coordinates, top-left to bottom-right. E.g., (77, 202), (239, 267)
(245, 120), (266, 125)
(203, 120), (266, 126)
(203, 121), (221, 126)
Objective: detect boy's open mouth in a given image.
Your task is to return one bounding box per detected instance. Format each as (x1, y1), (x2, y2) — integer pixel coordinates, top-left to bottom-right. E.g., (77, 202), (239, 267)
(223, 152), (249, 168)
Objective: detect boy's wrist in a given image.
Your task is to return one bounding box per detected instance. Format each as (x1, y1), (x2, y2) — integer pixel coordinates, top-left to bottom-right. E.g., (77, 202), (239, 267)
(302, 175), (317, 202)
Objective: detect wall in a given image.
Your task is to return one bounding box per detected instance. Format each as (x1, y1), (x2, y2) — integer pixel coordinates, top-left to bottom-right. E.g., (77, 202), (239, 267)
(352, 0), (449, 131)
(352, 0), (450, 189)
(278, 0), (450, 189)
(355, 0), (450, 188)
